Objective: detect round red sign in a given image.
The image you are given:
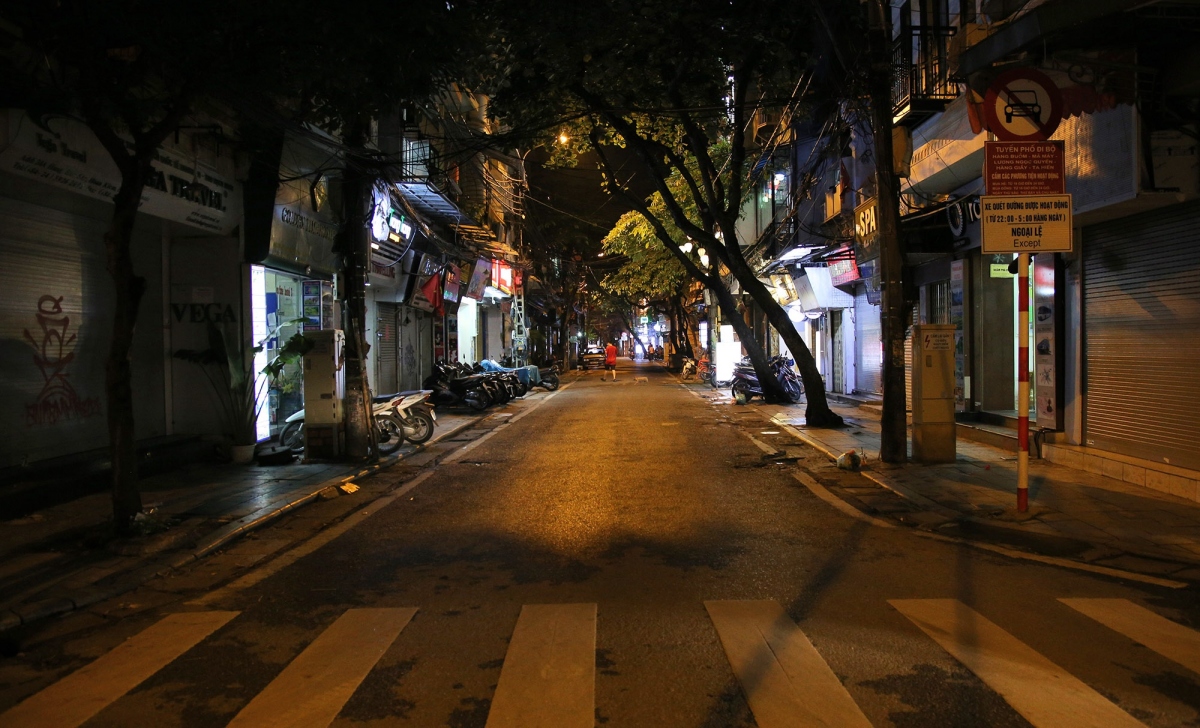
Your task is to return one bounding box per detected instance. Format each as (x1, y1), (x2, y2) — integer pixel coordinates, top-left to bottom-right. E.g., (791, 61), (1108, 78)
(983, 68), (1063, 142)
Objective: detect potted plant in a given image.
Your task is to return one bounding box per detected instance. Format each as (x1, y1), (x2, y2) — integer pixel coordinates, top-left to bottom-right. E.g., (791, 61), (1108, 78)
(176, 321), (310, 464)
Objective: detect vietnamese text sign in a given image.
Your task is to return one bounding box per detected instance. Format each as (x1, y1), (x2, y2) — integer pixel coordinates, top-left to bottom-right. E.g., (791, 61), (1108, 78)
(981, 195), (1073, 253)
(985, 141), (1064, 195)
(0, 110), (238, 234)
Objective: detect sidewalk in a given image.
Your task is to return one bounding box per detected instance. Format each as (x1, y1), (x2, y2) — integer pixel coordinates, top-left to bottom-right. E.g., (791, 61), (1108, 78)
(0, 408), (484, 632)
(684, 379), (1200, 581)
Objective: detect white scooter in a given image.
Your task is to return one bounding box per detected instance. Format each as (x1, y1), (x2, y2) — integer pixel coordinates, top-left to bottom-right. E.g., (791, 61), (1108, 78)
(376, 390), (437, 444)
(278, 394), (409, 455)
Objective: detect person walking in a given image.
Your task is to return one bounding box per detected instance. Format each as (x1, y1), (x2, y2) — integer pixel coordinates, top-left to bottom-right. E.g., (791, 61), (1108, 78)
(604, 340), (618, 381)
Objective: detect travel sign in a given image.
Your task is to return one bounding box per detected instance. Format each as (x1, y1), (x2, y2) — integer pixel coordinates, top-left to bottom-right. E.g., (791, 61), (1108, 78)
(980, 195), (1074, 253)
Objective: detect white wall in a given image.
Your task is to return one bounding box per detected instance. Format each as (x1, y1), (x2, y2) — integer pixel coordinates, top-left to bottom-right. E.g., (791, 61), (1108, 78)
(457, 296), (478, 363)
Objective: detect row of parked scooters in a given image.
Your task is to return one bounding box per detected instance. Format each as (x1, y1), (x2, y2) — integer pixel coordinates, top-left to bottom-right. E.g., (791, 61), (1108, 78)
(277, 360), (561, 456)
(422, 360), (560, 411)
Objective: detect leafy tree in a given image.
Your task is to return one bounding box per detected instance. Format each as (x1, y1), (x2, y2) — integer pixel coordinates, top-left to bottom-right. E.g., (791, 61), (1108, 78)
(484, 0), (844, 424)
(600, 210), (700, 360)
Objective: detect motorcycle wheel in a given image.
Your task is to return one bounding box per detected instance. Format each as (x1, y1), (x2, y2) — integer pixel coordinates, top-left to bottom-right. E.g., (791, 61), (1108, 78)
(541, 374), (560, 391)
(279, 421), (305, 453)
(401, 410), (435, 444)
(465, 389), (491, 411)
(374, 414), (405, 455)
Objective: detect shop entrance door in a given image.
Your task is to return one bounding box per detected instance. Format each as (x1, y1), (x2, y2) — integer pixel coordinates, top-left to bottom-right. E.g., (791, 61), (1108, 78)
(376, 302), (398, 394)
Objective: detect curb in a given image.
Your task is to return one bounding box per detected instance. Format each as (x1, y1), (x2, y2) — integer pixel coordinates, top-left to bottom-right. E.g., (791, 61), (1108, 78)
(0, 414), (487, 634)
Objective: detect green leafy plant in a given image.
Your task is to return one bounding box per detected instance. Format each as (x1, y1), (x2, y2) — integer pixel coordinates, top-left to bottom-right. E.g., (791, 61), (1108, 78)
(175, 321), (311, 446)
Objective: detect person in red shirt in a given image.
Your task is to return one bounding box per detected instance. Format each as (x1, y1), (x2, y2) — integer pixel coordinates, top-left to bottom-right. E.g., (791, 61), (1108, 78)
(604, 341), (618, 381)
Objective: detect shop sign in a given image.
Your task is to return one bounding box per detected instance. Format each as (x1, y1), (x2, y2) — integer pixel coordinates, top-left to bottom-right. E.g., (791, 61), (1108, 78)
(0, 110), (238, 234)
(853, 198), (880, 264)
(1034, 255), (1060, 429)
(827, 258), (860, 286)
(947, 196), (981, 239)
(462, 257), (491, 301)
(980, 195), (1073, 253)
(491, 260), (514, 295)
(983, 67), (1064, 142)
(301, 280), (335, 331)
(984, 141), (1065, 195)
(442, 264), (462, 303)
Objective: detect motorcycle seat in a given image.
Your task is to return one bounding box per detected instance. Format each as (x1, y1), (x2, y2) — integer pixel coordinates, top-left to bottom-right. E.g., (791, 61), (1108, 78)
(372, 393), (399, 403)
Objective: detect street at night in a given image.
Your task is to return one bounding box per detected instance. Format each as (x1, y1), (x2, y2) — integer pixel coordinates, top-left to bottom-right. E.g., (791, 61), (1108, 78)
(4, 1), (1200, 726)
(3, 361), (1199, 727)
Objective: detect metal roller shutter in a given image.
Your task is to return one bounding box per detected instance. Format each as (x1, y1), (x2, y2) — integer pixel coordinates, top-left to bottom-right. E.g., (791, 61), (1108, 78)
(376, 302), (398, 394)
(1084, 200), (1200, 470)
(855, 289), (883, 395)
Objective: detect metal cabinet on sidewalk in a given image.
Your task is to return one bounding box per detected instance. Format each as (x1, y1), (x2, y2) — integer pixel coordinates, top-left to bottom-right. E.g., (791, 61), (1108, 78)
(303, 329), (345, 458)
(912, 324), (957, 463)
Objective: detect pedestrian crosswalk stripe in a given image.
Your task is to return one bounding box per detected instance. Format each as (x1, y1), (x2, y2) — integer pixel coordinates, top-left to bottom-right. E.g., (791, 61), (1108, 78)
(705, 600), (872, 728)
(890, 599), (1147, 728)
(226, 607), (416, 728)
(1060, 598), (1200, 676)
(485, 603), (596, 728)
(0, 610), (238, 728)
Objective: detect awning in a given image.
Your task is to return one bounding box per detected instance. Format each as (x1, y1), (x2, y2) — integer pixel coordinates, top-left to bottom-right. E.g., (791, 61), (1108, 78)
(792, 268), (855, 312)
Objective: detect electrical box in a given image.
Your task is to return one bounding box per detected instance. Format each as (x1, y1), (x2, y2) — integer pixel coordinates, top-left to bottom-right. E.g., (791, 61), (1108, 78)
(303, 329), (345, 458)
(912, 324), (956, 463)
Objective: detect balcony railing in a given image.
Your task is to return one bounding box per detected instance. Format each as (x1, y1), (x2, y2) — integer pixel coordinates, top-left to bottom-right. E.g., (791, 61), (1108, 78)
(892, 26), (959, 124)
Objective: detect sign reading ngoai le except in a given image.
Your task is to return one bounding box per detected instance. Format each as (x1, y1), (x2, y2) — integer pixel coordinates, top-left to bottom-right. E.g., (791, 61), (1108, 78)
(980, 195), (1073, 253)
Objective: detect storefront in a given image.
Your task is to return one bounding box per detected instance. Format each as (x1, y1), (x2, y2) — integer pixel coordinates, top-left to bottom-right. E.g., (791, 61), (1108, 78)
(0, 109), (241, 467)
(245, 132), (339, 440)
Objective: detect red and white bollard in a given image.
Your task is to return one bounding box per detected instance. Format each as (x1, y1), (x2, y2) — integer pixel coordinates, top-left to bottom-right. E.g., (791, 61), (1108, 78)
(1017, 252), (1030, 512)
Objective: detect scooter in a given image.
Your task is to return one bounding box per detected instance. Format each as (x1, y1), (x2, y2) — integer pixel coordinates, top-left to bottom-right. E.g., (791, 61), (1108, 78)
(278, 395), (407, 455)
(534, 364), (560, 391)
(423, 362), (493, 410)
(730, 356), (804, 404)
(378, 390), (437, 444)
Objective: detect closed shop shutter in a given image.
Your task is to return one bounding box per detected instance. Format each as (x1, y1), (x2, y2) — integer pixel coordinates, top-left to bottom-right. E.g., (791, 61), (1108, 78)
(855, 288), (883, 394)
(0, 196), (163, 467)
(376, 302), (398, 394)
(1084, 200), (1200, 470)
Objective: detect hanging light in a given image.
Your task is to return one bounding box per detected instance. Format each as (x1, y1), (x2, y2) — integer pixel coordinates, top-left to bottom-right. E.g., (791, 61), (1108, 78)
(680, 241), (693, 254)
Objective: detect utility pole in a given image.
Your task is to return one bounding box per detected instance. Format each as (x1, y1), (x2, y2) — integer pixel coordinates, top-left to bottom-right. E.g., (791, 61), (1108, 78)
(867, 0), (910, 463)
(1017, 252), (1031, 511)
(339, 118), (374, 460)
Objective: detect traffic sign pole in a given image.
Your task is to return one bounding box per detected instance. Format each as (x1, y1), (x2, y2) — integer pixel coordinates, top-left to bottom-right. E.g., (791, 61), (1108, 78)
(1017, 252), (1030, 512)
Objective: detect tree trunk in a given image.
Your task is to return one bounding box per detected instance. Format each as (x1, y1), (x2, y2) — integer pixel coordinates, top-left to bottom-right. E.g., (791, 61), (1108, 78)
(722, 246), (844, 426)
(104, 174), (148, 533)
(868, 0), (909, 463)
(708, 279), (791, 402)
(340, 121), (374, 460)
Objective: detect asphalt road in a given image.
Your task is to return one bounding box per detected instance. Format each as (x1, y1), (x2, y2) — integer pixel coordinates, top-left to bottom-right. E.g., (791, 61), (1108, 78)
(2, 359), (1199, 727)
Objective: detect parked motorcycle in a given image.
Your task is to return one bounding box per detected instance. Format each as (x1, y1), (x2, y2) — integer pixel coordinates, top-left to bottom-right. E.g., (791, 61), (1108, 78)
(423, 362), (493, 410)
(730, 356), (803, 404)
(377, 390), (437, 444)
(534, 364), (560, 391)
(278, 395), (407, 455)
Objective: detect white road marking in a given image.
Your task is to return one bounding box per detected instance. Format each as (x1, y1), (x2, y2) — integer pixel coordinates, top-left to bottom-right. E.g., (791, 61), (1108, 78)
(485, 603), (596, 728)
(1, 611), (238, 728)
(705, 600), (872, 728)
(790, 471), (897, 530)
(1060, 598), (1200, 675)
(226, 608), (416, 728)
(890, 599), (1146, 728)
